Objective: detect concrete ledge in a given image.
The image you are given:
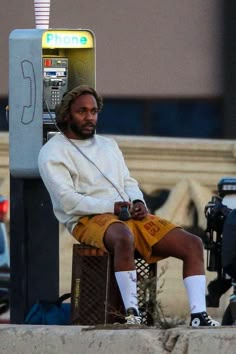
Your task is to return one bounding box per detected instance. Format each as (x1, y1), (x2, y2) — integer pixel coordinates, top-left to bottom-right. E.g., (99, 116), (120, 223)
(0, 325), (236, 354)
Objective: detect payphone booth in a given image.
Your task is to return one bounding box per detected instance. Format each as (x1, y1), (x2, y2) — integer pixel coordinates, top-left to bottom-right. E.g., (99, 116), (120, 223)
(9, 29), (95, 323)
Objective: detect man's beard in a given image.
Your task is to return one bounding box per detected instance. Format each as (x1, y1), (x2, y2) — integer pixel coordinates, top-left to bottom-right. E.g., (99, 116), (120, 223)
(70, 122), (96, 139)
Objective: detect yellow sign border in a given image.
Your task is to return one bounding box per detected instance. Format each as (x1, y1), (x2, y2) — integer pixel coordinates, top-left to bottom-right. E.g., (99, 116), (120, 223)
(42, 30), (94, 49)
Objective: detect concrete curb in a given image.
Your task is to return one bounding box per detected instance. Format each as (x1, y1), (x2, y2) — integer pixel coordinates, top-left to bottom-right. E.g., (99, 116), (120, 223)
(0, 325), (235, 354)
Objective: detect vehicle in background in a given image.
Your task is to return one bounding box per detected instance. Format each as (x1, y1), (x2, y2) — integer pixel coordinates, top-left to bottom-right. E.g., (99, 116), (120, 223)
(0, 196), (10, 316)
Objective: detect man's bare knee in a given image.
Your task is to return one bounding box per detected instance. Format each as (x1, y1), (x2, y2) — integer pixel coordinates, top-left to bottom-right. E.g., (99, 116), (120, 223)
(104, 222), (134, 253)
(152, 228), (204, 260)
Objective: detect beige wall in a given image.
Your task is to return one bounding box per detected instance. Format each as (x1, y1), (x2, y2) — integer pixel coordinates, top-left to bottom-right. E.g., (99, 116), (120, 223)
(1, 0), (222, 97)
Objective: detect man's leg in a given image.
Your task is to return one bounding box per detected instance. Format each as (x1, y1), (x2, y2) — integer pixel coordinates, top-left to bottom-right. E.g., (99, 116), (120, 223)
(152, 228), (219, 326)
(104, 222), (141, 323)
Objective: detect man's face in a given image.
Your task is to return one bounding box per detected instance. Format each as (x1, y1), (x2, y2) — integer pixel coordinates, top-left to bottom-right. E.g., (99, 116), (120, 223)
(67, 93), (98, 139)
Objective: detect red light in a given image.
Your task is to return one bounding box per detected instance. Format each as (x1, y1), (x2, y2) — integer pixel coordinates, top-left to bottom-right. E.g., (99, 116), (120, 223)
(44, 59), (52, 67)
(0, 200), (8, 222)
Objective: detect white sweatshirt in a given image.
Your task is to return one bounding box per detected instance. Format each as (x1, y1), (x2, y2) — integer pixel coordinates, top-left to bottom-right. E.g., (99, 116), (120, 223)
(38, 134), (145, 233)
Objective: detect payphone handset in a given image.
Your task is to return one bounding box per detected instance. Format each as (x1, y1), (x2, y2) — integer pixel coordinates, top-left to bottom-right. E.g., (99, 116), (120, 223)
(43, 57), (68, 112)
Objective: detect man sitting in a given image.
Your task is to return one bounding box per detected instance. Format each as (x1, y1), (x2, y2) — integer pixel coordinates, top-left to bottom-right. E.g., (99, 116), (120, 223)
(38, 85), (219, 327)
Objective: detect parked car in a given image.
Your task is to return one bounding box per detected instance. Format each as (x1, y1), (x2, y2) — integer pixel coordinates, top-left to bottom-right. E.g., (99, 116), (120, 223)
(0, 196), (10, 315)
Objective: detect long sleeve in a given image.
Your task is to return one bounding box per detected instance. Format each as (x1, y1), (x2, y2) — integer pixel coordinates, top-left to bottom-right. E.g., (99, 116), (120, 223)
(38, 134), (146, 232)
(39, 159), (115, 217)
(114, 145), (145, 203)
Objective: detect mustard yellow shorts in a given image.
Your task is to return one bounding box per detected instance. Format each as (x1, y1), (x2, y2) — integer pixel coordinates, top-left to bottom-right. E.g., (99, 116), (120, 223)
(72, 213), (180, 263)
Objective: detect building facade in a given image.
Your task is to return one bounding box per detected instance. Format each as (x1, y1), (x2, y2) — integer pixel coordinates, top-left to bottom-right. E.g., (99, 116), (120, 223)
(0, 0), (225, 138)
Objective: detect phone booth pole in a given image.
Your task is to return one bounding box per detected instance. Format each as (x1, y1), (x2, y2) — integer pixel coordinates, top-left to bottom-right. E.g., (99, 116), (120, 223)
(9, 2), (96, 323)
(10, 177), (59, 323)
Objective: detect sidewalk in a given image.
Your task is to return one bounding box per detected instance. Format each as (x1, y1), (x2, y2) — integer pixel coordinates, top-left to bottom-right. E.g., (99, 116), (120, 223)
(0, 324), (235, 354)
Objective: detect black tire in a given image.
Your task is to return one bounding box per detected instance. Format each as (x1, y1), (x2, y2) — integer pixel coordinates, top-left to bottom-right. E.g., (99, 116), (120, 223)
(221, 304), (233, 325)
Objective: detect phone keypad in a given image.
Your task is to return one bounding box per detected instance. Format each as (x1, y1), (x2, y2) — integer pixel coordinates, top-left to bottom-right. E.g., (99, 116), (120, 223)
(51, 90), (61, 105)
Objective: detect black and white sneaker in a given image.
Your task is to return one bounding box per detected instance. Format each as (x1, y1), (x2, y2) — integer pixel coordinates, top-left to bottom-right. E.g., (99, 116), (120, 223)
(125, 307), (142, 325)
(190, 311), (220, 327)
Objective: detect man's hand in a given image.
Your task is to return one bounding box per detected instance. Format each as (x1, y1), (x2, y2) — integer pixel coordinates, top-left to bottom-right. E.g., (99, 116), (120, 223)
(131, 201), (148, 220)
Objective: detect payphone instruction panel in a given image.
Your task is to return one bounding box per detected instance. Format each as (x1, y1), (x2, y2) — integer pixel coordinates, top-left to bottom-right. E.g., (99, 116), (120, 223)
(43, 57), (68, 113)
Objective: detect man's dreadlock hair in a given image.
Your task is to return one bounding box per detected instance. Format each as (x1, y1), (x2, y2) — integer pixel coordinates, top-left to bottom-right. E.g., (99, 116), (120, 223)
(55, 85), (103, 130)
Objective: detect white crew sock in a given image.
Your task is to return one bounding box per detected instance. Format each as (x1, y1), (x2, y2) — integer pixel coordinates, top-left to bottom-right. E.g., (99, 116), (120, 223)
(115, 270), (139, 314)
(183, 275), (206, 314)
